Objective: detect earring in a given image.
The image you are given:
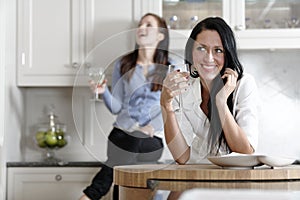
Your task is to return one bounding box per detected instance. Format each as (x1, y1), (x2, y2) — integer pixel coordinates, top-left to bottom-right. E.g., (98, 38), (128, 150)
(191, 66), (199, 77)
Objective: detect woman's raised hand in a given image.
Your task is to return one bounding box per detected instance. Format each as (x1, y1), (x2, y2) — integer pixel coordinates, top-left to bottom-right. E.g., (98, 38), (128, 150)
(161, 70), (189, 112)
(216, 68), (238, 105)
(89, 79), (107, 95)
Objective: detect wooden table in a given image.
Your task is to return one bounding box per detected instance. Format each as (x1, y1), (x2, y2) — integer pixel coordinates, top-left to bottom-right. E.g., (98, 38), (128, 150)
(114, 164), (300, 200)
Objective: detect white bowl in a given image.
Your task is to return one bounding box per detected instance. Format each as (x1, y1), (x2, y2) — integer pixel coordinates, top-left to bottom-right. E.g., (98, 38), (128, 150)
(258, 155), (295, 167)
(207, 153), (262, 168)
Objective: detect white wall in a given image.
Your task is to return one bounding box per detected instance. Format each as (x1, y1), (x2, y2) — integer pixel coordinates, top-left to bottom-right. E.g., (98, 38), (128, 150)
(0, 0), (6, 198)
(4, 0), (26, 163)
(239, 49), (300, 159)
(2, 0), (24, 198)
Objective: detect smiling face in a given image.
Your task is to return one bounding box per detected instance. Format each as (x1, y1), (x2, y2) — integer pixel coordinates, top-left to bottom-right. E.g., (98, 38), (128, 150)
(136, 15), (164, 48)
(192, 30), (225, 84)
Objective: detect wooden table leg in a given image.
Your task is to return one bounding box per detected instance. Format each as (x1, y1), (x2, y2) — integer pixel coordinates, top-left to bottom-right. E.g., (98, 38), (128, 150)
(119, 186), (154, 200)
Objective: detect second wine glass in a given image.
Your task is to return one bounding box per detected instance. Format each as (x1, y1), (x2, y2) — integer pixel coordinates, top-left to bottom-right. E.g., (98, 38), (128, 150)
(88, 67), (106, 101)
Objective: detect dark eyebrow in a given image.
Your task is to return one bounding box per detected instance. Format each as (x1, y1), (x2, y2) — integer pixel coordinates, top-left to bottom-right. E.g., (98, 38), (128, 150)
(215, 46), (224, 49)
(194, 42), (206, 47)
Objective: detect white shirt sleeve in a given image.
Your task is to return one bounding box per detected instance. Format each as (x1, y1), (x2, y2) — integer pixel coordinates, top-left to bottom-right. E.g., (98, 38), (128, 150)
(232, 73), (260, 151)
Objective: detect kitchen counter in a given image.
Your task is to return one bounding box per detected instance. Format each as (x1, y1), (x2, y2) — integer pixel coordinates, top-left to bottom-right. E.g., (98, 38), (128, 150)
(7, 161), (104, 168)
(114, 164), (300, 200)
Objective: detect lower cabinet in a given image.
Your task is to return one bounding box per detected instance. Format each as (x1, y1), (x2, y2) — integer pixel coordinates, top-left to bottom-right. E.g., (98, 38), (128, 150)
(7, 167), (112, 200)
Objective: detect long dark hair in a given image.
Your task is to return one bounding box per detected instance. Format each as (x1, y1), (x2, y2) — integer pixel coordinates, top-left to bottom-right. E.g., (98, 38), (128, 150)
(120, 13), (169, 91)
(185, 17), (244, 155)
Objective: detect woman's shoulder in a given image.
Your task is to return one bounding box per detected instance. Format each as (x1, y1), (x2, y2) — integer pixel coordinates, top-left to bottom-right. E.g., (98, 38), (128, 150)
(112, 58), (122, 72)
(114, 58), (122, 66)
(241, 73), (255, 81)
(239, 73), (257, 88)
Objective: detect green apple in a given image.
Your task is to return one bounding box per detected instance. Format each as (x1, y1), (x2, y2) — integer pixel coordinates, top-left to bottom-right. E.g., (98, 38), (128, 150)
(36, 131), (47, 148)
(37, 139), (47, 148)
(36, 131), (45, 140)
(57, 138), (67, 147)
(45, 131), (58, 147)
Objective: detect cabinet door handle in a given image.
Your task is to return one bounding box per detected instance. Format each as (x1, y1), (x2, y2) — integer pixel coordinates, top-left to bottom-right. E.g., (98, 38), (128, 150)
(21, 53), (26, 66)
(72, 62), (80, 69)
(55, 174), (62, 181)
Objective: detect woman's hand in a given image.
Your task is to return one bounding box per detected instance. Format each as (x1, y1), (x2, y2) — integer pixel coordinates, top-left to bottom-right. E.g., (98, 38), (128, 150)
(138, 124), (155, 137)
(216, 68), (238, 106)
(160, 70), (189, 112)
(79, 194), (91, 200)
(89, 79), (107, 95)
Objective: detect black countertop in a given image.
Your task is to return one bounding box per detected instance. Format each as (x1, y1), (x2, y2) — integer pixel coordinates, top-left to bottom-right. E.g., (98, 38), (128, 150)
(8, 160), (300, 168)
(7, 159), (175, 168)
(7, 161), (104, 168)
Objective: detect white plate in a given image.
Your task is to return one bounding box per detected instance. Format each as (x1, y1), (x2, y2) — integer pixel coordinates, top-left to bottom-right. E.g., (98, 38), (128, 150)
(207, 153), (262, 168)
(258, 155), (295, 167)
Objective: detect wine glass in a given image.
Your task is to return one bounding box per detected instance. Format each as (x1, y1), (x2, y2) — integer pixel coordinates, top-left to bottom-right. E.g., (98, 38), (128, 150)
(168, 63), (190, 112)
(88, 67), (106, 101)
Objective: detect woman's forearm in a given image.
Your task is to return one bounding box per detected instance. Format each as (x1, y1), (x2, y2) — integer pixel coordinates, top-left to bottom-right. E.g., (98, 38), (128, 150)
(102, 88), (122, 114)
(161, 107), (190, 164)
(216, 101), (253, 154)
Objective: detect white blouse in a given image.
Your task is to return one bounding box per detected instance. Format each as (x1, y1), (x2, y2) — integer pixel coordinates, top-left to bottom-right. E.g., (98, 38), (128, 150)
(172, 73), (260, 164)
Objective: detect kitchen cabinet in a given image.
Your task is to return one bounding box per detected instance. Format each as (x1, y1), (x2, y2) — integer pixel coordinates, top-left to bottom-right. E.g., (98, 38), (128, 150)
(17, 0), (94, 86)
(232, 0), (300, 49)
(136, 0), (300, 49)
(7, 167), (112, 200)
(17, 0), (135, 87)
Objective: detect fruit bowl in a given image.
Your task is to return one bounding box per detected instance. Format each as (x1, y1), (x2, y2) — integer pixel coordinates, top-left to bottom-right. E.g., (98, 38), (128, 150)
(34, 123), (69, 162)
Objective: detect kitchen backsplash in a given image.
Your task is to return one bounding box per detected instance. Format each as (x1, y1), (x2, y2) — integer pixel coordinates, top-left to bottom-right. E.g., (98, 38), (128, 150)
(20, 49), (300, 162)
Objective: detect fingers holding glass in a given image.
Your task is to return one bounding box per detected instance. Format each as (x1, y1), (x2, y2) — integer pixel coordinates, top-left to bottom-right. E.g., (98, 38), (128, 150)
(168, 63), (189, 73)
(166, 64), (190, 110)
(165, 74), (188, 95)
(88, 67), (106, 101)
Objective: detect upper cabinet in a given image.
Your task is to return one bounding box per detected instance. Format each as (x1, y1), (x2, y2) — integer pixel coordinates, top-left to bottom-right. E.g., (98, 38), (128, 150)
(232, 0), (300, 49)
(17, 0), (135, 87)
(135, 0), (300, 50)
(17, 0), (94, 86)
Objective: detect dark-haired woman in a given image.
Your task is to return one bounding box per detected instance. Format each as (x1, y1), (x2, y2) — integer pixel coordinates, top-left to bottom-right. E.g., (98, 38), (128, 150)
(80, 13), (170, 200)
(160, 17), (259, 165)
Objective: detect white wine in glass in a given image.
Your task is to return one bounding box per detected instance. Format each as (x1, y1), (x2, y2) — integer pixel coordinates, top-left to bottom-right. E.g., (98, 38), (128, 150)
(88, 67), (105, 101)
(168, 63), (189, 111)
